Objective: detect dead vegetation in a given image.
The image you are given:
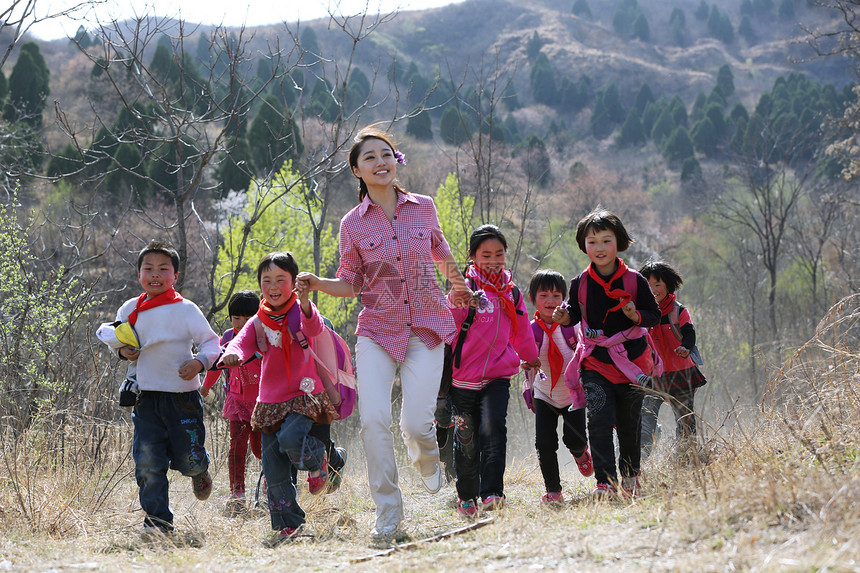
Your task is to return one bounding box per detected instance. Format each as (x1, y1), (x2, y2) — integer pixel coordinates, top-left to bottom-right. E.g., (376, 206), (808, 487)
(0, 295), (858, 571)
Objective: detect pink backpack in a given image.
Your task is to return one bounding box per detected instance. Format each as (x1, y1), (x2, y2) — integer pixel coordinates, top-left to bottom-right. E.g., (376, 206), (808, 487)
(253, 305), (356, 420)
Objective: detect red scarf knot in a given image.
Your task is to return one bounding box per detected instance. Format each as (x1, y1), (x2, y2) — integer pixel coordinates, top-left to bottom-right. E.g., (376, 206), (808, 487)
(587, 258), (633, 322)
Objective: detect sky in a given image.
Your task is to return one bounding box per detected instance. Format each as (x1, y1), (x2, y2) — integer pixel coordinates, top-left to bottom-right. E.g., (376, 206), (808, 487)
(28, 0), (463, 40)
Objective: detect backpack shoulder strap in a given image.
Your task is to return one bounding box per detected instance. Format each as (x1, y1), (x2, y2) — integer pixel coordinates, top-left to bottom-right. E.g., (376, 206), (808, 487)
(531, 321), (544, 349)
(452, 277), (478, 368)
(577, 270), (589, 324)
(560, 324), (579, 348)
(513, 285), (523, 315)
(622, 269), (638, 301)
(668, 300), (683, 341)
(221, 328), (235, 345)
(286, 303), (309, 349)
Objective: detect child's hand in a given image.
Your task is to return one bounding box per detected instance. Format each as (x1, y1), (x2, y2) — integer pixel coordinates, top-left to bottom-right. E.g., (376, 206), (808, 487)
(674, 346), (691, 358)
(221, 353), (241, 367)
(521, 359), (541, 370)
(294, 277), (310, 304)
(552, 306), (570, 325)
(178, 358), (204, 380)
(622, 301), (640, 323)
(200, 386), (210, 398)
(296, 272), (320, 292)
(119, 345), (140, 361)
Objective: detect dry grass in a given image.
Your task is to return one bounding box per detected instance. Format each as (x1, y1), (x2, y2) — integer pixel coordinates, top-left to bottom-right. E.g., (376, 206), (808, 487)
(2, 296), (860, 571)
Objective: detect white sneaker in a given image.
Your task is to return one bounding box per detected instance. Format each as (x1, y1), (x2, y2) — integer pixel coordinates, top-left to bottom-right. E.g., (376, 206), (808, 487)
(420, 463), (444, 494)
(370, 523), (402, 546)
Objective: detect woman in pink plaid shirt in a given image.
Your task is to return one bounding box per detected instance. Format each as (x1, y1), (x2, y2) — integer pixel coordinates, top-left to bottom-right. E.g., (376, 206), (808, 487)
(298, 126), (471, 544)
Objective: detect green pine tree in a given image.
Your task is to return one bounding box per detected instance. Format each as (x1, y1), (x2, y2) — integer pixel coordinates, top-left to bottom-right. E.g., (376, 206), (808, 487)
(406, 109), (434, 141)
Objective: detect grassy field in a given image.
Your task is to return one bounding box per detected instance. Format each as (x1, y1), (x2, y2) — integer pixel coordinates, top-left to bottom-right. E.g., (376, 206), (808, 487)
(2, 297), (859, 572)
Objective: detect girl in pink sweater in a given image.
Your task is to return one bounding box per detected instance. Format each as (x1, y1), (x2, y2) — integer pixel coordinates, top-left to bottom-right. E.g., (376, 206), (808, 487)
(448, 225), (539, 517)
(222, 252), (336, 547)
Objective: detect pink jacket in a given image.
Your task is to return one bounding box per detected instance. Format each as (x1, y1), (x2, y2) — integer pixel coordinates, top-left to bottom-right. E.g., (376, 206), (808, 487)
(224, 302), (325, 404)
(448, 279), (538, 390)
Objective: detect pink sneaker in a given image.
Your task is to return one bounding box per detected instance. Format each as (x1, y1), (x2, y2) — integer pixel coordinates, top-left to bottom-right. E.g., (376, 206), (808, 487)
(592, 482), (617, 499)
(574, 448), (594, 477)
(457, 498), (478, 517)
(540, 491), (564, 504)
(481, 495), (505, 510)
(263, 526), (300, 548)
(307, 455), (329, 495)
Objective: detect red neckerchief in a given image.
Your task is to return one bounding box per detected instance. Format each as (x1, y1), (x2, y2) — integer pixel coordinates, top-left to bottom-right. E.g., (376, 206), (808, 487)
(587, 258), (632, 322)
(534, 313), (563, 388)
(128, 288), (184, 326)
(659, 293), (676, 317)
(468, 265), (518, 337)
(256, 293), (298, 377)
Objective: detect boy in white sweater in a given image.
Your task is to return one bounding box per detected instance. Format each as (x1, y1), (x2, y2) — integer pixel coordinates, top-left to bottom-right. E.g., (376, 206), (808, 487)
(113, 240), (221, 538)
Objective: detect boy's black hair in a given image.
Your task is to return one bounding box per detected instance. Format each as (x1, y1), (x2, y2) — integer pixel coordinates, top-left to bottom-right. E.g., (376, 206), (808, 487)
(257, 252), (299, 285)
(469, 224), (508, 257)
(228, 290), (260, 316)
(575, 207), (634, 253)
(137, 240), (180, 273)
(528, 269), (568, 303)
(639, 260), (684, 294)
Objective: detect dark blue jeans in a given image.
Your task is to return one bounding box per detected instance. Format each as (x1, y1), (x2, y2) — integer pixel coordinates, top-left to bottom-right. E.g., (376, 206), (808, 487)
(582, 371), (644, 486)
(534, 399), (588, 493)
(450, 378), (510, 501)
(641, 386), (697, 455)
(261, 413), (325, 531)
(132, 390), (209, 531)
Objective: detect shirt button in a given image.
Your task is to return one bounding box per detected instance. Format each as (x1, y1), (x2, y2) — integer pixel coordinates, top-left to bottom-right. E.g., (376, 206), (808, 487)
(404, 300), (408, 304)
(393, 236), (397, 240)
(396, 256), (401, 261)
(407, 322), (411, 326)
(401, 279), (405, 283)
(394, 215), (398, 220)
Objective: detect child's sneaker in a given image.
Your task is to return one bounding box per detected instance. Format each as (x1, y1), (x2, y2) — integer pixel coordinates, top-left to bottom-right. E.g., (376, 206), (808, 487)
(307, 471), (329, 495)
(225, 493), (246, 517)
(327, 447), (347, 493)
(574, 448), (594, 477)
(540, 491), (565, 505)
(191, 470), (213, 501)
(457, 498), (478, 517)
(591, 482), (617, 499)
(262, 527), (300, 548)
(481, 494), (505, 510)
(621, 473), (641, 498)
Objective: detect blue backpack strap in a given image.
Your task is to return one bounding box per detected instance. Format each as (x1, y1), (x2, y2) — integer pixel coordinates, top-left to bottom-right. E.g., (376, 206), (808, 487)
(286, 303), (308, 349)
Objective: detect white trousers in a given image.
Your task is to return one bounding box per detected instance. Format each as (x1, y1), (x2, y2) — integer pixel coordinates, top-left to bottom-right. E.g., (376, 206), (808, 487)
(355, 335), (443, 530)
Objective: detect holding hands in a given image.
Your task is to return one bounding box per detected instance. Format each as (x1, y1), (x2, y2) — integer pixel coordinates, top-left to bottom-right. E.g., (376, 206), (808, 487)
(552, 305), (570, 326)
(674, 346), (691, 358)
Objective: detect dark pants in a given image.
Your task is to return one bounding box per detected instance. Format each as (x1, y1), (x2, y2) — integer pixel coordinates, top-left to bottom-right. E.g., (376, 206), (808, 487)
(132, 390), (210, 531)
(261, 413), (325, 531)
(534, 399), (588, 493)
(582, 371), (644, 486)
(450, 378), (510, 501)
(641, 386), (697, 455)
(289, 423), (345, 484)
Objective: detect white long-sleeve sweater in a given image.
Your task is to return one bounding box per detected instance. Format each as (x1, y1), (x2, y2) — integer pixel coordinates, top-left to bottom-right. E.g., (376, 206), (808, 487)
(115, 297), (220, 392)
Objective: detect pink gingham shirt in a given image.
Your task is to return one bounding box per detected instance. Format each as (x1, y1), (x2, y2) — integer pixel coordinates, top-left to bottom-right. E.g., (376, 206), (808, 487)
(337, 191), (456, 362)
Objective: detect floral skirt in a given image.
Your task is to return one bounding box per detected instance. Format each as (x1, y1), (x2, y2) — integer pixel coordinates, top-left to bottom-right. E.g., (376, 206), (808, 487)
(251, 392), (336, 433)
